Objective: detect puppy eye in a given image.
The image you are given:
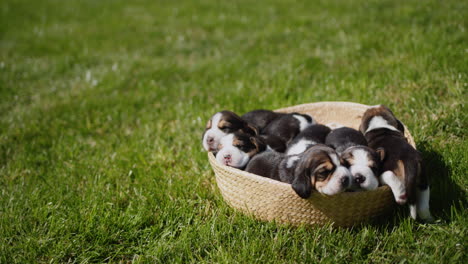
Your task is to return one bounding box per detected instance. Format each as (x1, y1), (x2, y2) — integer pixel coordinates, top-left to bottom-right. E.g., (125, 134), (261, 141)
(316, 170), (329, 180)
(237, 145), (249, 152)
(219, 126), (233, 132)
(341, 159), (350, 167)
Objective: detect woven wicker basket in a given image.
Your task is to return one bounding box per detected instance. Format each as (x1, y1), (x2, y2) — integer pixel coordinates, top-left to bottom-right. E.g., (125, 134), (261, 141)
(208, 102), (416, 227)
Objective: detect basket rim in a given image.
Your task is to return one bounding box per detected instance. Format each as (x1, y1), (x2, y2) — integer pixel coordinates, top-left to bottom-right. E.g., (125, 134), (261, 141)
(274, 101), (372, 113)
(275, 100), (415, 148)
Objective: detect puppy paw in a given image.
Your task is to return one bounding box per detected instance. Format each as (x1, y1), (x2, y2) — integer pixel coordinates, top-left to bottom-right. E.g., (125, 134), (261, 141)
(418, 209), (435, 223)
(391, 183), (407, 204)
(395, 193), (407, 205)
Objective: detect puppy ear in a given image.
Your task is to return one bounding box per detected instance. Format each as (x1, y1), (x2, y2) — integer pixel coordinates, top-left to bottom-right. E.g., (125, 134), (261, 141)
(396, 119), (405, 133)
(250, 136), (266, 152)
(242, 123), (258, 135)
(340, 157), (349, 167)
(302, 114), (314, 123)
(292, 166), (312, 199)
(205, 119), (212, 129)
(376, 147), (385, 161)
(340, 151), (351, 166)
(358, 123), (364, 134)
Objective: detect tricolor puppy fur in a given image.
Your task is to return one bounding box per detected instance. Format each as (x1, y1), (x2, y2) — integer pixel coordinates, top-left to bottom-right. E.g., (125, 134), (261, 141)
(286, 124), (332, 155)
(258, 134), (287, 153)
(325, 127), (380, 191)
(360, 105), (433, 222)
(241, 109), (288, 152)
(245, 144), (352, 198)
(216, 132), (267, 169)
(241, 109), (285, 132)
(202, 111), (257, 152)
(262, 113), (315, 146)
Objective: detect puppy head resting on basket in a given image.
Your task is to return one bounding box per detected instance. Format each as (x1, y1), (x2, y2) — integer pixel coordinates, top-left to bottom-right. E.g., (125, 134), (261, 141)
(289, 145), (353, 198)
(246, 144), (352, 198)
(216, 132), (266, 169)
(202, 111), (258, 152)
(325, 127), (381, 191)
(340, 146), (381, 191)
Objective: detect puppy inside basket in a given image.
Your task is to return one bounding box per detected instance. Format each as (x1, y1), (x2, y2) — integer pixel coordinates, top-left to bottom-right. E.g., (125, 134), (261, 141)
(202, 105), (433, 222)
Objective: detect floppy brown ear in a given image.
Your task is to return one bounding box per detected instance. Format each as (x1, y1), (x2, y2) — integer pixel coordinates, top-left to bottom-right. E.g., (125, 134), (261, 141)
(205, 119), (212, 129)
(250, 136), (266, 152)
(340, 152), (351, 167)
(376, 147), (385, 161)
(292, 165), (312, 199)
(241, 123), (258, 136)
(358, 123), (366, 134)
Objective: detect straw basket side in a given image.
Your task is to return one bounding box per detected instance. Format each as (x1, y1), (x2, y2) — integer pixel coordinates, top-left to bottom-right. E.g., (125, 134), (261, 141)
(208, 102), (416, 227)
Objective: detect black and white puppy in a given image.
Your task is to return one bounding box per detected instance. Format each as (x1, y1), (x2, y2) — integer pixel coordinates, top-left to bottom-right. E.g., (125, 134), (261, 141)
(262, 113), (315, 146)
(246, 144), (352, 198)
(286, 124), (331, 155)
(202, 111), (257, 152)
(325, 127), (380, 191)
(360, 105), (433, 221)
(241, 109), (285, 132)
(259, 134), (287, 153)
(215, 132), (266, 169)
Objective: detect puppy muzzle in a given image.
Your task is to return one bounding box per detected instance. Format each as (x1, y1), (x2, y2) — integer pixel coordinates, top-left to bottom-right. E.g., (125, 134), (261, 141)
(318, 166), (352, 195)
(350, 165), (379, 190)
(215, 148), (250, 169)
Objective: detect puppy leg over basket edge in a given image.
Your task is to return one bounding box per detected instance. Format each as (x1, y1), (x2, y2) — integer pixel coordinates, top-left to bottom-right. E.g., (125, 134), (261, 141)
(380, 171), (406, 205)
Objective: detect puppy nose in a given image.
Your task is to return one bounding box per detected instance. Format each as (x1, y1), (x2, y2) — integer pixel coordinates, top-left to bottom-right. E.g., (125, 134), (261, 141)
(224, 154), (231, 160)
(207, 137), (214, 144)
(341, 177), (349, 187)
(355, 174), (366, 184)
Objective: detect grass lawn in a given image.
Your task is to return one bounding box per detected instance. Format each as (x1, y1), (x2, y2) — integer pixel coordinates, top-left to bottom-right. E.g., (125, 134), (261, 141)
(1, 0), (467, 262)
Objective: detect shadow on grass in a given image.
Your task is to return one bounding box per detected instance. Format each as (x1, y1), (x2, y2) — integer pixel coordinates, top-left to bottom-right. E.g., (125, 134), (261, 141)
(210, 141), (466, 232)
(366, 141), (467, 230)
(418, 141), (467, 221)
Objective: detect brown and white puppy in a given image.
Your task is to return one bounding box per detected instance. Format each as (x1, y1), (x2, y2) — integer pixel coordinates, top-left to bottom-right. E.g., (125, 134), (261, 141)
(325, 127), (380, 191)
(245, 144), (352, 198)
(262, 113), (315, 146)
(215, 132), (267, 169)
(202, 111), (257, 152)
(286, 124), (332, 155)
(360, 105), (433, 222)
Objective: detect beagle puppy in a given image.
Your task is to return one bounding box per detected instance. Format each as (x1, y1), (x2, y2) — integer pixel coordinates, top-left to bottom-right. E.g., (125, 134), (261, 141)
(262, 113), (315, 146)
(325, 127), (380, 191)
(215, 132), (267, 169)
(245, 144), (352, 198)
(259, 134), (287, 153)
(360, 105), (433, 222)
(241, 109), (285, 132)
(202, 111), (257, 152)
(286, 124), (332, 155)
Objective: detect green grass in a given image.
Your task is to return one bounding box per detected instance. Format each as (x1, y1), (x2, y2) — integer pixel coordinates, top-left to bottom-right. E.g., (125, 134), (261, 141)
(1, 0), (467, 262)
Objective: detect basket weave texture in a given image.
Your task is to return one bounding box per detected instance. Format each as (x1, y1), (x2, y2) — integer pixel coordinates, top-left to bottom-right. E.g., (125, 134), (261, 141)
(208, 102), (416, 227)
